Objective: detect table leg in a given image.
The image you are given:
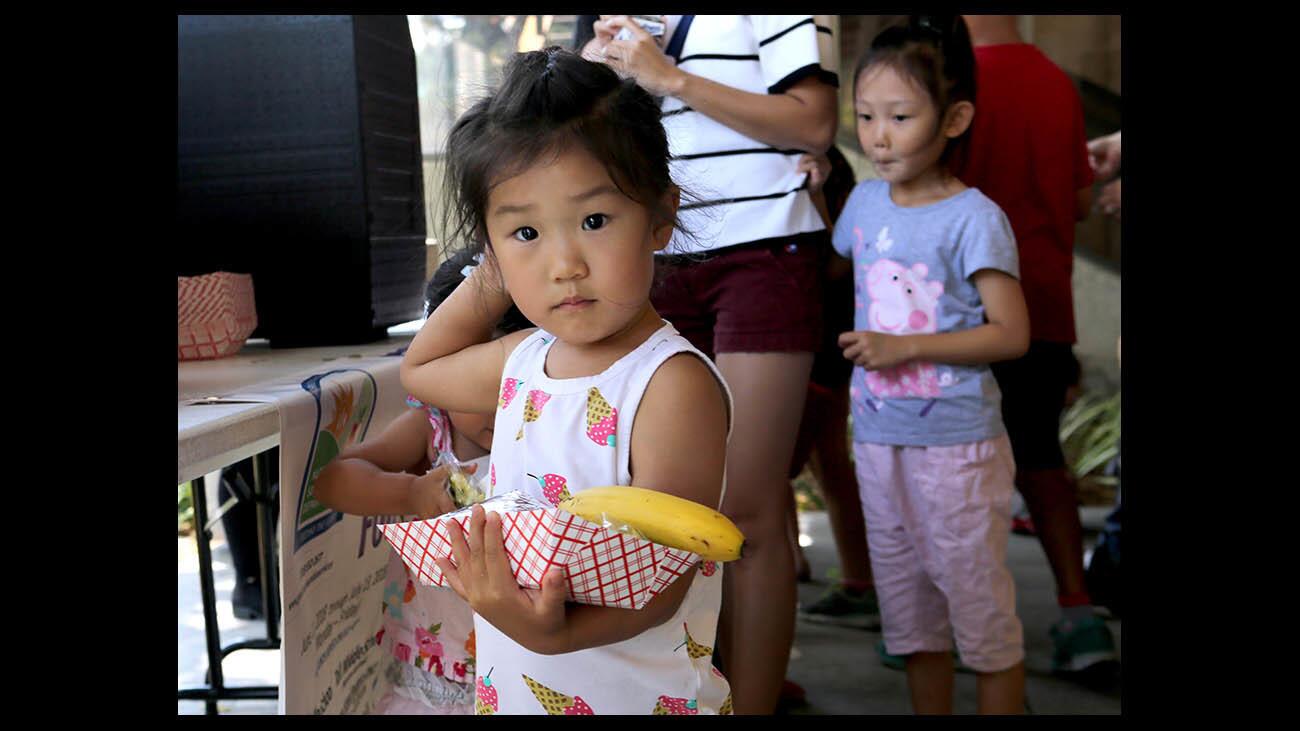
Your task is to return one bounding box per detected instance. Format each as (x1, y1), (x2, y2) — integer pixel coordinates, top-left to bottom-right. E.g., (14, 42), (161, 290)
(189, 475), (224, 715)
(252, 450), (282, 644)
(178, 468), (280, 713)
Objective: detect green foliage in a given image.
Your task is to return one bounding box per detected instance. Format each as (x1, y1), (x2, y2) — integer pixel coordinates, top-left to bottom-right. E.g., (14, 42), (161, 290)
(178, 482), (195, 534)
(792, 469), (826, 511)
(1060, 391), (1121, 486)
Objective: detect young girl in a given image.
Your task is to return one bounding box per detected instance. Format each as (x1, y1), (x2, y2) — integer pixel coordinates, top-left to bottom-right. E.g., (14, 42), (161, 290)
(312, 251), (530, 714)
(831, 17), (1031, 714)
(400, 48), (734, 715)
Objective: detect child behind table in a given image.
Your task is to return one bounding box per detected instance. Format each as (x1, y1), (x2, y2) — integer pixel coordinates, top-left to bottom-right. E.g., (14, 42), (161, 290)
(313, 251), (529, 714)
(832, 16), (1031, 714)
(400, 48), (734, 715)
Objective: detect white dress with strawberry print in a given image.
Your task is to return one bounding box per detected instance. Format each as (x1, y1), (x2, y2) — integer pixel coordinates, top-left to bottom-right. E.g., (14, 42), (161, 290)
(474, 322), (735, 715)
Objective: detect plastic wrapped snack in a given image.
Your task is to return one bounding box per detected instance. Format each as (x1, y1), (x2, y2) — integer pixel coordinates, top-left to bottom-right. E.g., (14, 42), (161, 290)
(379, 491), (700, 610)
(439, 451), (486, 508)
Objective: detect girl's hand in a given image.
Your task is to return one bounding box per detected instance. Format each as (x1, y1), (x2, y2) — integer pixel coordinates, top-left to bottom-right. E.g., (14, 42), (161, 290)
(435, 505), (570, 655)
(838, 330), (915, 370)
(601, 16), (684, 97)
(796, 153), (832, 193)
(409, 462), (478, 519)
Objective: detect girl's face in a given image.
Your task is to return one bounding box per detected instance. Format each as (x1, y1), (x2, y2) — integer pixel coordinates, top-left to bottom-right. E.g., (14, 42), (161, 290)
(484, 146), (675, 348)
(854, 64), (968, 188)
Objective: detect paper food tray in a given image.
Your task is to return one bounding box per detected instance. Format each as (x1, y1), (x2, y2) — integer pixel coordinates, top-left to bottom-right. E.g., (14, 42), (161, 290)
(379, 491), (700, 610)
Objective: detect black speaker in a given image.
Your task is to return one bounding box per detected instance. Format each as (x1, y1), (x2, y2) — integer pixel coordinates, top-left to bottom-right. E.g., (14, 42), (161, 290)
(178, 15), (427, 347)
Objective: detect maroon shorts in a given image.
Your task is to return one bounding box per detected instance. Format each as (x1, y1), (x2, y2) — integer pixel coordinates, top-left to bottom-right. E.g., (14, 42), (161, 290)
(651, 231), (828, 360)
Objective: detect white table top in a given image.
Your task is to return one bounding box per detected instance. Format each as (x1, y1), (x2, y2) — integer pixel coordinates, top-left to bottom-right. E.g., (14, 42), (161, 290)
(178, 333), (415, 485)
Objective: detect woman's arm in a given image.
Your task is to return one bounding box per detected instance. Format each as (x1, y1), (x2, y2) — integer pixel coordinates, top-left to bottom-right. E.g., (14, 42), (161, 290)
(599, 16), (836, 153)
(400, 258), (535, 414)
(313, 408), (470, 519)
(839, 270), (1030, 369)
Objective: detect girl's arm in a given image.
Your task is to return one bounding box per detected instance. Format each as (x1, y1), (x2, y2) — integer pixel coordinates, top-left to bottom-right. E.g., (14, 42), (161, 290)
(839, 270), (1030, 369)
(436, 354), (730, 655)
(313, 408), (469, 519)
(547, 353), (729, 654)
(400, 258), (535, 414)
(599, 16), (836, 154)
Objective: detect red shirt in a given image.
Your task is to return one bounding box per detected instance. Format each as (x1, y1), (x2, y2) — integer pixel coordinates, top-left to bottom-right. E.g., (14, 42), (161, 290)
(951, 44), (1094, 344)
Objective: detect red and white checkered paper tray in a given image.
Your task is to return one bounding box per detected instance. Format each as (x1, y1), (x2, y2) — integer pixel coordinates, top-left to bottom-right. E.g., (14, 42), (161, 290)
(178, 271), (258, 361)
(380, 491), (700, 610)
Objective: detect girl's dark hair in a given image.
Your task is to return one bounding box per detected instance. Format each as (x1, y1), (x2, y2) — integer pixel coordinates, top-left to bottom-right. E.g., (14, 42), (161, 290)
(440, 47), (687, 265)
(852, 15), (976, 163)
(425, 248), (533, 334)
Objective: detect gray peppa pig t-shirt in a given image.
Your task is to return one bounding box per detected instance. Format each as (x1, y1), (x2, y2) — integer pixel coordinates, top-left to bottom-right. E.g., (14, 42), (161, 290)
(831, 180), (1020, 447)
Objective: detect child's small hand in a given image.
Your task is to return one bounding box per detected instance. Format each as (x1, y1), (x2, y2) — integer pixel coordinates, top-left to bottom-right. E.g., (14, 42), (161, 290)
(838, 330), (914, 370)
(796, 153), (832, 193)
(411, 463), (478, 519)
(436, 505), (570, 655)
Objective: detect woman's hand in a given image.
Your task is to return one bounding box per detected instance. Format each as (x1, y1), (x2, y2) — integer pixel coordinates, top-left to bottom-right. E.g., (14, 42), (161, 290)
(435, 505), (570, 655)
(838, 330), (915, 370)
(580, 16), (620, 61)
(601, 16), (684, 97)
(796, 153), (832, 193)
(409, 462), (478, 519)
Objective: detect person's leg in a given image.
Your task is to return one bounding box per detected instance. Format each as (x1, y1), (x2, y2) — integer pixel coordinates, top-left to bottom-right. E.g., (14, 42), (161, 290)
(1017, 467), (1088, 600)
(857, 441), (955, 710)
(807, 380), (872, 586)
(976, 663), (1026, 715)
(219, 458), (264, 619)
(993, 343), (1115, 673)
(787, 386), (819, 583)
(786, 482), (812, 582)
(931, 435), (1025, 713)
(715, 350), (814, 715)
(905, 652), (955, 714)
(798, 380), (879, 628)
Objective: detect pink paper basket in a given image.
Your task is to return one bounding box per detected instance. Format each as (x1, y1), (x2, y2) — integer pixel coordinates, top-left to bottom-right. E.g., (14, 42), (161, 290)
(380, 491), (701, 610)
(178, 271), (257, 361)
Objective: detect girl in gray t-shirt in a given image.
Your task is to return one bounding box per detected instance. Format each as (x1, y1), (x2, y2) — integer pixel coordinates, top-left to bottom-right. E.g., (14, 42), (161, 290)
(830, 16), (1031, 714)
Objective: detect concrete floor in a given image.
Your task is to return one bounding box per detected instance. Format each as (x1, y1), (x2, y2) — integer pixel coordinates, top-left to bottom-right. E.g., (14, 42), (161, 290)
(178, 496), (1121, 715)
(786, 505), (1121, 714)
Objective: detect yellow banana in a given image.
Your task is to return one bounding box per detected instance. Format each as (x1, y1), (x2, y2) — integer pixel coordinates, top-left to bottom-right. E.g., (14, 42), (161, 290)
(557, 486), (745, 562)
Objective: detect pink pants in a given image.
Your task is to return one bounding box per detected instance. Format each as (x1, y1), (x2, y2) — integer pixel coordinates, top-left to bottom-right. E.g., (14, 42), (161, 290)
(854, 435), (1024, 673)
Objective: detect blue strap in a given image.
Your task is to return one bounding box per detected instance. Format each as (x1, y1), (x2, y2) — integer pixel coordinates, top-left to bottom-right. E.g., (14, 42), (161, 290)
(664, 14), (694, 62)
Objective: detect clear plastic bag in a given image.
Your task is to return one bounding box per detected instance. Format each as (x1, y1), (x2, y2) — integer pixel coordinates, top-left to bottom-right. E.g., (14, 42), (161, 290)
(437, 450), (486, 509)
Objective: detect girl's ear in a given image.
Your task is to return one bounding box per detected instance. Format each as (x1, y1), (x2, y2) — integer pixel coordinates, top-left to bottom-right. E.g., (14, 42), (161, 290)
(943, 101), (975, 140)
(651, 185), (681, 251)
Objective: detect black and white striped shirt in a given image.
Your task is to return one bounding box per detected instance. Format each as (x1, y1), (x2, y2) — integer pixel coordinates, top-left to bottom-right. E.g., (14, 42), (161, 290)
(660, 15), (839, 254)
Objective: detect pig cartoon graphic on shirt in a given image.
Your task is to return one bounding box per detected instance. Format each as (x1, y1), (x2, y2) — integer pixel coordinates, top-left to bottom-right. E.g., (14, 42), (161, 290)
(864, 258), (944, 399)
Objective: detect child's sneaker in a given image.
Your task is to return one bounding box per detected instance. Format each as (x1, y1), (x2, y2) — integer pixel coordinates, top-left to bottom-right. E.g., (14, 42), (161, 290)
(874, 639), (906, 670)
(1050, 615), (1118, 675)
(800, 584), (881, 630)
